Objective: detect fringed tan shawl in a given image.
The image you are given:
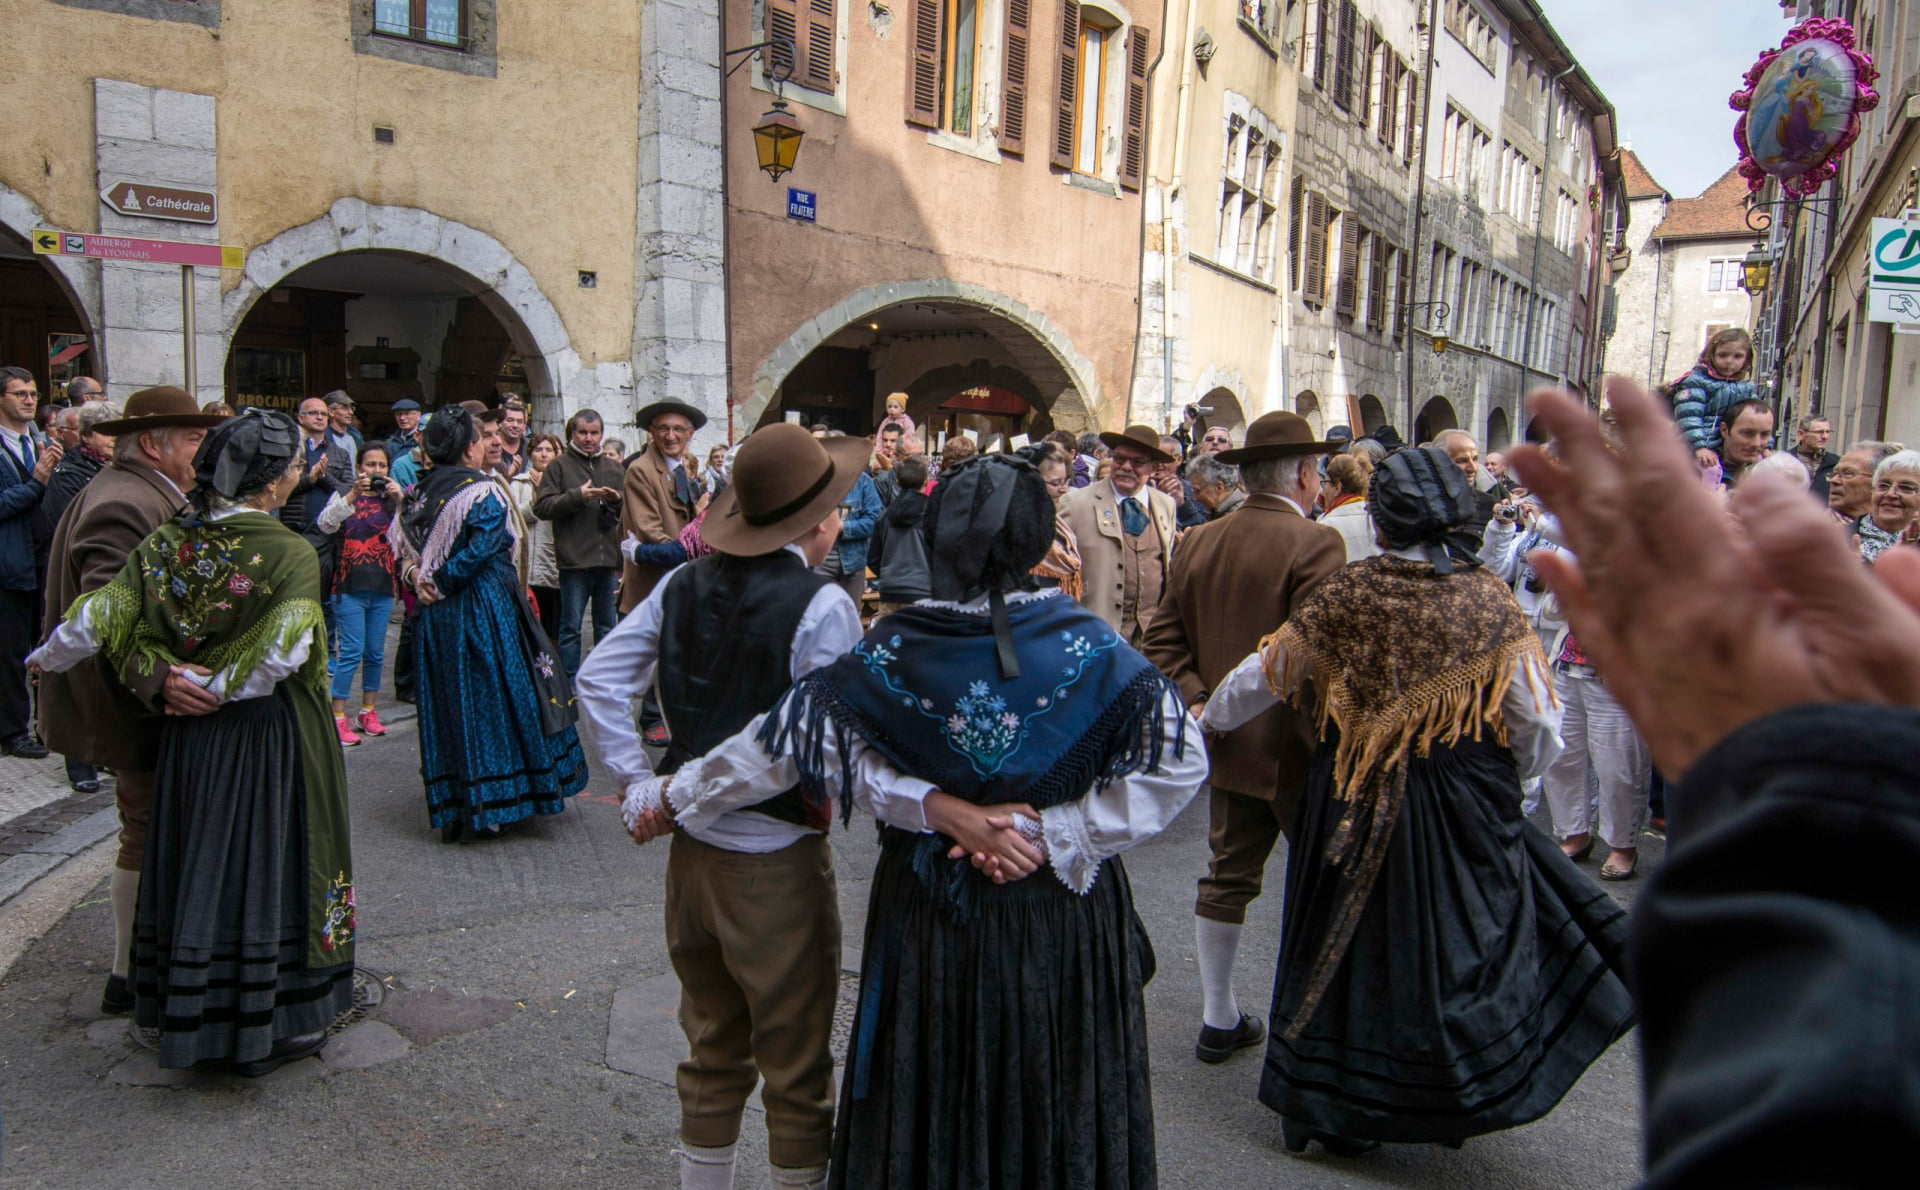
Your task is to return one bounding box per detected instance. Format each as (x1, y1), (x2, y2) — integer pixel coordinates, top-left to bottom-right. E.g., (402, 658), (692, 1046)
(1258, 554), (1552, 1037)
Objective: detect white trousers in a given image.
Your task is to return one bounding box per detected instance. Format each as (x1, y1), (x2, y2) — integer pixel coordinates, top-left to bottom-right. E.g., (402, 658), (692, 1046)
(1542, 673), (1650, 850)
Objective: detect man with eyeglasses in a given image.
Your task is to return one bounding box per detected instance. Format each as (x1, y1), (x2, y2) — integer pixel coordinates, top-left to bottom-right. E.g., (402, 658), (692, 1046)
(284, 396), (357, 648)
(1058, 425), (1178, 646)
(1826, 441), (1895, 525)
(1791, 414), (1838, 501)
(613, 401), (710, 744)
(1198, 426), (1235, 454)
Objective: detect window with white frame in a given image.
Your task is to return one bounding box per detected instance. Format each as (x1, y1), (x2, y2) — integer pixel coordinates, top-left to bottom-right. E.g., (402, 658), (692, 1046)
(1705, 257), (1745, 293)
(1443, 0), (1495, 71)
(1216, 105), (1282, 283)
(1240, 0), (1280, 44)
(1553, 190), (1579, 253)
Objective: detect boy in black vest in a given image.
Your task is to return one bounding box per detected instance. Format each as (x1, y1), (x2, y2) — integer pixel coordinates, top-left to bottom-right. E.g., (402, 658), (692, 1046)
(576, 423), (871, 1190)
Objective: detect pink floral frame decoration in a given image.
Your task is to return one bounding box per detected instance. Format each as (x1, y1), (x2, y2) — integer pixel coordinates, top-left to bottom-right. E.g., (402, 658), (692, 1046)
(1731, 17), (1879, 199)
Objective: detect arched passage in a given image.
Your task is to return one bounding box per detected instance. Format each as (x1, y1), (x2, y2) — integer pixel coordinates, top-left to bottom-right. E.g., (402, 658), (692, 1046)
(1195, 386), (1247, 437)
(0, 185), (101, 397)
(1293, 390), (1321, 434)
(1525, 415), (1550, 444)
(1357, 394), (1388, 434)
(1486, 407), (1512, 451)
(1414, 396), (1459, 444)
(223, 201), (607, 434)
(746, 280), (1109, 441)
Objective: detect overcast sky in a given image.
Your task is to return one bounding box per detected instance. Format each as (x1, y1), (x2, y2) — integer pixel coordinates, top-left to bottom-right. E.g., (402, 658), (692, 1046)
(1538, 0), (1793, 198)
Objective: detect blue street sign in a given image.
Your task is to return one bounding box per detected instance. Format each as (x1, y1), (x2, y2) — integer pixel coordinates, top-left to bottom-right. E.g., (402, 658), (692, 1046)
(787, 188), (817, 222)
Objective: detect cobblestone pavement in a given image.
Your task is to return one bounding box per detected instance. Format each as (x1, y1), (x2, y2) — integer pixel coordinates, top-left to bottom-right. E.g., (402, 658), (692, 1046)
(0, 782), (116, 864)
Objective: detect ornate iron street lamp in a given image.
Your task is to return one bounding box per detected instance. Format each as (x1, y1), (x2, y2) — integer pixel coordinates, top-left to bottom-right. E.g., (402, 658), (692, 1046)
(1740, 242), (1775, 294)
(725, 36), (805, 182)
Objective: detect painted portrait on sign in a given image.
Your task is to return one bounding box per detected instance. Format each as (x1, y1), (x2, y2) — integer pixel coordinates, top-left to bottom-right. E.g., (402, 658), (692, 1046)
(1731, 17), (1878, 199)
(1746, 40), (1855, 177)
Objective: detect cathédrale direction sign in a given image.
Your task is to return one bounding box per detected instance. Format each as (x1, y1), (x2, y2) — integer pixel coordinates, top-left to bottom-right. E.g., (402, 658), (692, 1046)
(32, 228), (242, 269)
(100, 181), (217, 225)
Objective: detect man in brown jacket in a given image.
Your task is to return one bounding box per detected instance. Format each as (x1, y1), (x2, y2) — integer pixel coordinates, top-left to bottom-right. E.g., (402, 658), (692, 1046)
(1142, 410), (1345, 1065)
(616, 400), (706, 747)
(533, 408), (627, 676)
(1058, 426), (1179, 645)
(37, 387), (224, 1015)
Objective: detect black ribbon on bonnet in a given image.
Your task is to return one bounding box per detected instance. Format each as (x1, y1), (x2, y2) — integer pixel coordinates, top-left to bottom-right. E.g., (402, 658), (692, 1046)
(926, 454), (1051, 681)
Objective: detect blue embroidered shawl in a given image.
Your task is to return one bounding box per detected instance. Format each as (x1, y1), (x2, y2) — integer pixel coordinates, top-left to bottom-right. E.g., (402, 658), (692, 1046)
(759, 592), (1184, 821)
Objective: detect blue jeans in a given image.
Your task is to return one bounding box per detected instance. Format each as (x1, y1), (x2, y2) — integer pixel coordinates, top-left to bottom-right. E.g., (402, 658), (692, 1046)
(557, 566), (618, 676)
(330, 590), (395, 701)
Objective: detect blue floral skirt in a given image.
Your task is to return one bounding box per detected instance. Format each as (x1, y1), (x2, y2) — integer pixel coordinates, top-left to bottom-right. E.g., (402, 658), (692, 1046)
(414, 564), (587, 830)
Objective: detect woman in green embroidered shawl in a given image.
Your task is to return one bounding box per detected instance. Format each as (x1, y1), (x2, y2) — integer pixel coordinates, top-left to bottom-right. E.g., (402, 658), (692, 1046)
(31, 409), (354, 1075)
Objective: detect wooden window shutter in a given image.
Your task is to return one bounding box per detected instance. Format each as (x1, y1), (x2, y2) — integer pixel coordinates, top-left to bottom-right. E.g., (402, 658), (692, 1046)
(1002, 0), (1032, 154)
(801, 0), (837, 93)
(1359, 25), (1376, 127)
(1287, 173), (1305, 292)
(1053, 0), (1081, 168)
(1304, 192), (1329, 306)
(1380, 57), (1399, 146)
(767, 0), (803, 82)
(1368, 235), (1388, 330)
(1120, 24), (1150, 191)
(1311, 0), (1328, 89)
(1395, 249), (1411, 337)
(905, 0), (941, 128)
(1403, 66), (1420, 161)
(1336, 216), (1360, 316)
(1332, 0), (1356, 111)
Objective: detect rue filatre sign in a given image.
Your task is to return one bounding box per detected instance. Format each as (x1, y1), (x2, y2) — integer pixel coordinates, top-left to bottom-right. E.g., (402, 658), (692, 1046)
(99, 181), (218, 225)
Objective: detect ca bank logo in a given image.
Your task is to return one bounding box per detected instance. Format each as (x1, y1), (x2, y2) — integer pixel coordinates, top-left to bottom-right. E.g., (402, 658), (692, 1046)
(1874, 225), (1920, 274)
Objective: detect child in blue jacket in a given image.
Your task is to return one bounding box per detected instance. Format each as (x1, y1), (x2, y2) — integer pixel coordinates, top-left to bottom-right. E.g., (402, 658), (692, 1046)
(1667, 328), (1757, 466)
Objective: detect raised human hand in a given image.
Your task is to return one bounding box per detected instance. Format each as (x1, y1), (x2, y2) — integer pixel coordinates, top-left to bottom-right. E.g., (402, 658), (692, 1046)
(1510, 379), (1920, 777)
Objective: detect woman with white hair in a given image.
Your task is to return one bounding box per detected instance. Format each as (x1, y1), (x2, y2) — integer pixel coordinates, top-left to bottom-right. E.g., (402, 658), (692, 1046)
(1853, 449), (1920, 562)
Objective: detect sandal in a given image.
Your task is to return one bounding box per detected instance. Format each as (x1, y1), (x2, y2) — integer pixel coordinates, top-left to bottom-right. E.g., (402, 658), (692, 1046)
(1599, 853), (1639, 881)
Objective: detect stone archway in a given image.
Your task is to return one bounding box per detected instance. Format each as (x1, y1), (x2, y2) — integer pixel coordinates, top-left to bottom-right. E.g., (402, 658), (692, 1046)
(0, 183), (103, 386)
(1486, 407), (1512, 450)
(1414, 396), (1459, 444)
(746, 279), (1110, 434)
(1195, 386), (1247, 436)
(1294, 390), (1322, 434)
(1357, 394), (1388, 433)
(222, 199), (624, 419)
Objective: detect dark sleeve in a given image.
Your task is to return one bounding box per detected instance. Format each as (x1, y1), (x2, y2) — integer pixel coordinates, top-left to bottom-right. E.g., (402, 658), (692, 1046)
(1141, 557), (1201, 705)
(1633, 703), (1920, 1189)
(0, 476), (43, 520)
(868, 513), (890, 572)
(533, 462), (584, 522)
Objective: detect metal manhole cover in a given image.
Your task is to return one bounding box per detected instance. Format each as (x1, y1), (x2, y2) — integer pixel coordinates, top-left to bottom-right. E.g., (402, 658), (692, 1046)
(829, 971), (860, 1064)
(129, 967), (386, 1051)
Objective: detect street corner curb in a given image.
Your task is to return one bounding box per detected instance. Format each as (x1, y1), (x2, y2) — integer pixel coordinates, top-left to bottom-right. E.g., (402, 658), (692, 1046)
(1, 807), (119, 907)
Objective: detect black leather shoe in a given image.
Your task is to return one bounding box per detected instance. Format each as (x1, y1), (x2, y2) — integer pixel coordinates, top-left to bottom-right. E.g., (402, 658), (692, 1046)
(4, 735), (50, 759)
(71, 777), (101, 793)
(440, 819), (464, 844)
(232, 1033), (327, 1078)
(100, 974), (134, 1015)
(1281, 1117), (1380, 1157)
(1196, 1012), (1267, 1063)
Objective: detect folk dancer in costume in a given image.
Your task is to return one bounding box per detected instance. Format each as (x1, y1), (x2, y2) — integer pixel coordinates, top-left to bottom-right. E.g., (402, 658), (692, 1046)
(1141, 412), (1346, 1065)
(1202, 445), (1634, 1154)
(635, 453), (1208, 1189)
(392, 404), (587, 843)
(577, 423), (872, 1190)
(32, 409), (355, 1074)
(35, 387), (222, 1015)
(1058, 425), (1178, 646)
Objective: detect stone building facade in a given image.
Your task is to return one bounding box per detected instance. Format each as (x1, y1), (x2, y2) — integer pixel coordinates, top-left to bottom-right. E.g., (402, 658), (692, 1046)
(1399, 0), (1622, 450)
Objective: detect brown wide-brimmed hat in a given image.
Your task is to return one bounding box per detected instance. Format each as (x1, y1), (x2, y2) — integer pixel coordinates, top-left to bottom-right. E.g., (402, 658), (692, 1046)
(458, 399), (504, 425)
(636, 399), (709, 432)
(94, 386), (229, 435)
(703, 423), (869, 556)
(1097, 424), (1175, 464)
(1216, 411), (1339, 464)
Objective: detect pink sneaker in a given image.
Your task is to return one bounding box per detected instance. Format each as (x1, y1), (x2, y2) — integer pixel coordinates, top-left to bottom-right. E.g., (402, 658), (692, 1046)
(355, 709), (387, 737)
(334, 716), (362, 747)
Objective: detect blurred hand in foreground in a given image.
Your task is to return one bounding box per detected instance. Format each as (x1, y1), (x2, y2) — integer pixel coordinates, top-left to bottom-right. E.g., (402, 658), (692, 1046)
(1509, 379), (1920, 777)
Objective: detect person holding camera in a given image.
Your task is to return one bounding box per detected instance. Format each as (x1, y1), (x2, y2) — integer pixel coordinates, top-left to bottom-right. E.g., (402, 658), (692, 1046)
(316, 443), (405, 746)
(534, 409), (628, 676)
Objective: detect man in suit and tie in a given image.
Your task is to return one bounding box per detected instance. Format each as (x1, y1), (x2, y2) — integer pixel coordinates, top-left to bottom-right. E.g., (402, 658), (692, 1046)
(1058, 425), (1179, 647)
(1143, 411), (1346, 1065)
(616, 400), (707, 746)
(0, 366), (61, 758)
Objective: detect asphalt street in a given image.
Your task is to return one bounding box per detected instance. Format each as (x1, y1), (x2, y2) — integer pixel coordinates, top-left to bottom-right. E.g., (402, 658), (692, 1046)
(0, 699), (1655, 1189)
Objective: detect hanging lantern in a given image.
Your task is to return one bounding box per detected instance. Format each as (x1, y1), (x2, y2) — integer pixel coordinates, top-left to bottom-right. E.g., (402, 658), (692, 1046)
(752, 99), (804, 182)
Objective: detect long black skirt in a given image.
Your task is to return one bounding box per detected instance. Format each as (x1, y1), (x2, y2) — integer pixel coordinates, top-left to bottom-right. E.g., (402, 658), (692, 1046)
(1259, 737), (1635, 1144)
(831, 828), (1158, 1190)
(132, 691), (354, 1068)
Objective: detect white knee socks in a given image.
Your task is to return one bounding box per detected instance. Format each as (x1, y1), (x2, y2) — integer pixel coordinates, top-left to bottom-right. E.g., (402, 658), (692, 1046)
(1195, 917), (1244, 1030)
(110, 868), (139, 979)
(770, 1162), (828, 1189)
(676, 1142), (737, 1190)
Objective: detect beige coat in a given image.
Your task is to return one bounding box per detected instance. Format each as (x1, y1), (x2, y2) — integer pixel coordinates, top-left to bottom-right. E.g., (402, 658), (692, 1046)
(1057, 478), (1177, 635)
(619, 444), (695, 614)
